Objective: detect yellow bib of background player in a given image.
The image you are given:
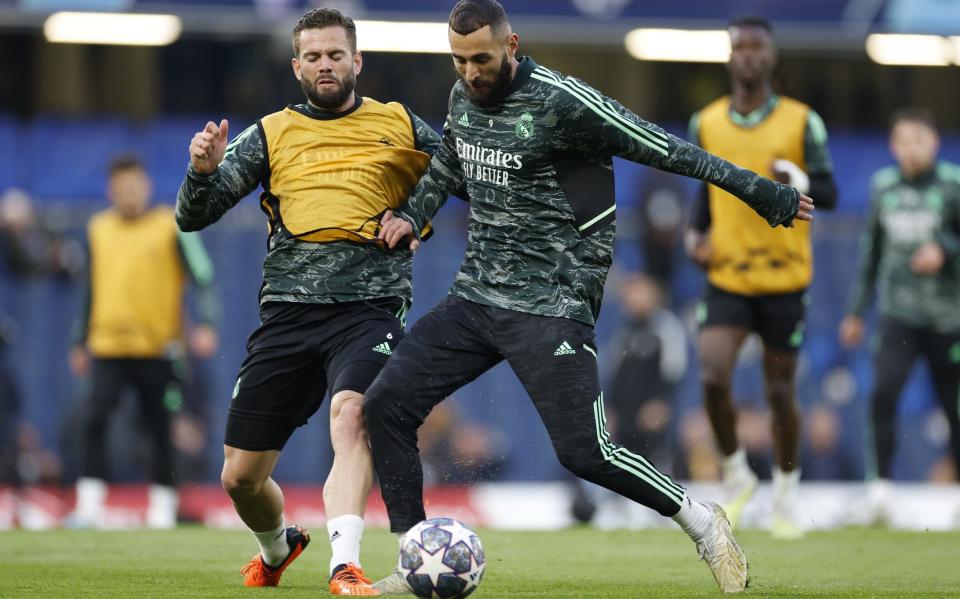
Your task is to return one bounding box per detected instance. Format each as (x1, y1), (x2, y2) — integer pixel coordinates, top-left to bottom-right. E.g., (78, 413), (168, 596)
(259, 99), (431, 243)
(698, 96), (811, 295)
(87, 206), (185, 358)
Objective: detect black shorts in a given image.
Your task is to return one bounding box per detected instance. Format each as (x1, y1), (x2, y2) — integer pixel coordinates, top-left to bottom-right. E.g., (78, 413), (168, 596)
(225, 298), (405, 451)
(697, 284), (807, 352)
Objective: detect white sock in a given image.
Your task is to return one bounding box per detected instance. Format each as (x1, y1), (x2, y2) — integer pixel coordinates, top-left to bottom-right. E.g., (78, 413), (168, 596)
(328, 514), (364, 575)
(672, 494), (712, 541)
(252, 520), (289, 567)
(722, 448), (753, 484)
(74, 477), (107, 524)
(773, 466), (800, 506)
(146, 484), (178, 529)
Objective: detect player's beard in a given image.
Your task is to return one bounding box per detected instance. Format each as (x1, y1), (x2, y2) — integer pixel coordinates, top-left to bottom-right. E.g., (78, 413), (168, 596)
(461, 54), (514, 108)
(302, 70), (356, 111)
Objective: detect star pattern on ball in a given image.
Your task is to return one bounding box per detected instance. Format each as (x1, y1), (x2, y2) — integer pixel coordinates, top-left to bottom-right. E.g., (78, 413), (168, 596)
(444, 523), (477, 554)
(414, 540), (456, 587)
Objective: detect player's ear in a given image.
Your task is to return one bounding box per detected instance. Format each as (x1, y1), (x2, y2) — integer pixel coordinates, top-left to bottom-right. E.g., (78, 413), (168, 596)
(353, 49), (363, 76)
(292, 56), (302, 81)
(507, 32), (519, 57)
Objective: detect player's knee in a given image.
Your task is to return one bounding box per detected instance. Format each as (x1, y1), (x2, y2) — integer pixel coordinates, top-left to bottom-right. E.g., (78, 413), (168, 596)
(363, 386), (400, 428)
(362, 392), (385, 428)
(701, 367), (732, 394)
(765, 379), (795, 406)
(555, 447), (600, 478)
(220, 469), (265, 497)
(331, 399), (367, 447)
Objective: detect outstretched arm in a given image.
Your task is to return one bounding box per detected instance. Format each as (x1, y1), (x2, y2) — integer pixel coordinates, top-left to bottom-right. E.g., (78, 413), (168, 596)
(549, 75), (813, 227)
(176, 119), (266, 231)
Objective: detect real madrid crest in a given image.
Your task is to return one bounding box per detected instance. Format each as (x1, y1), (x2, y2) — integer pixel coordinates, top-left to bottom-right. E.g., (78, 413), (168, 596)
(515, 112), (534, 139)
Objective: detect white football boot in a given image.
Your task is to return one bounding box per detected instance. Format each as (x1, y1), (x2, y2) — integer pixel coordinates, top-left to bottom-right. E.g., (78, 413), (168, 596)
(372, 570), (411, 595)
(695, 502), (750, 593)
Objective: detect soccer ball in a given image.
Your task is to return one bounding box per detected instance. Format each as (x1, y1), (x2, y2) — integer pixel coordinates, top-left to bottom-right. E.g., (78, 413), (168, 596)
(398, 518), (485, 599)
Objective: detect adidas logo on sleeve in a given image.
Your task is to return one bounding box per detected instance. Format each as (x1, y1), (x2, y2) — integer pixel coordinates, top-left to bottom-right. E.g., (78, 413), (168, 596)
(372, 342), (392, 355)
(553, 341), (576, 356)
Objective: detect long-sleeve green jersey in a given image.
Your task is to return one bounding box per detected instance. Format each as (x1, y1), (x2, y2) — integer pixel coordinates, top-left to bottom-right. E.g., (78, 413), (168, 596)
(176, 99), (441, 306)
(398, 57), (801, 325)
(847, 162), (960, 331)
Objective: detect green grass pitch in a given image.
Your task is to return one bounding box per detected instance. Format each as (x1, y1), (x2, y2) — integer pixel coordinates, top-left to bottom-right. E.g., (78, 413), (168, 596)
(2, 527), (959, 597)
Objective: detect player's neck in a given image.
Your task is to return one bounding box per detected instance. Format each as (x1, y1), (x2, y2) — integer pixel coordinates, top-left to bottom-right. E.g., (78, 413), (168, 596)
(900, 162), (937, 183)
(306, 94), (358, 115)
(508, 56), (521, 83)
(730, 81), (773, 116)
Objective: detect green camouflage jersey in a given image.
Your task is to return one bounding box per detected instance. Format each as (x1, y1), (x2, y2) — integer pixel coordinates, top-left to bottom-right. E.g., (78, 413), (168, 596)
(848, 162), (960, 331)
(176, 98), (440, 306)
(398, 57), (802, 325)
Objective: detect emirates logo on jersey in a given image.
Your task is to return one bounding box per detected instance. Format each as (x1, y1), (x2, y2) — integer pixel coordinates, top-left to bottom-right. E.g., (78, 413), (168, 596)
(455, 137), (520, 188)
(455, 138), (523, 169)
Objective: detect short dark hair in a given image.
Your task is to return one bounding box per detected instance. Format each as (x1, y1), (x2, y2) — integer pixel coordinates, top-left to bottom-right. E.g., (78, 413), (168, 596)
(729, 15), (774, 35)
(108, 154), (145, 177)
(890, 106), (937, 131)
(292, 8), (357, 56)
(449, 0), (509, 37)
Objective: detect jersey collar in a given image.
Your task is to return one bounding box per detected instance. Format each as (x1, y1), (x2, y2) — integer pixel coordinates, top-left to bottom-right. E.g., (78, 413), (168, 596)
(728, 94), (780, 128)
(899, 162), (939, 185)
(289, 94), (364, 120)
(506, 55), (536, 97)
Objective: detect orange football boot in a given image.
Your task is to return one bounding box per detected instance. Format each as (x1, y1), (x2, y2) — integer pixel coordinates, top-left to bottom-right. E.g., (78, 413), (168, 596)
(240, 525), (310, 587)
(329, 562), (380, 596)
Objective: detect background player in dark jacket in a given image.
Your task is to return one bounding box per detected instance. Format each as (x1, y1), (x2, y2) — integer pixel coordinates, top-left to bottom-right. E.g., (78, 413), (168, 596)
(840, 107), (960, 525)
(177, 8), (444, 594)
(684, 16), (838, 539)
(69, 155), (219, 530)
(367, 0), (815, 594)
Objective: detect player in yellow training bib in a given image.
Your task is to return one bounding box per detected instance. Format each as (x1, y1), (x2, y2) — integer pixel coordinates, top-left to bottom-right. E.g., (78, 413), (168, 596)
(177, 8), (446, 595)
(685, 15), (838, 539)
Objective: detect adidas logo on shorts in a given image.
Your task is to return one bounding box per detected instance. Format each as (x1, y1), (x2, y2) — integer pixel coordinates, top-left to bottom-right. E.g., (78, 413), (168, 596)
(554, 341), (576, 356)
(372, 342), (392, 356)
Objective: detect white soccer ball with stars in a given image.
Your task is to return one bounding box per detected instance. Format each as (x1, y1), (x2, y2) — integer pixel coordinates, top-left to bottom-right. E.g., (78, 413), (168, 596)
(398, 517), (485, 598)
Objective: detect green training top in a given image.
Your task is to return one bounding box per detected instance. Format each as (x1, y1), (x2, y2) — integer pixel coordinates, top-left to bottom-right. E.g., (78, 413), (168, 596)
(175, 99), (440, 307)
(398, 56), (801, 325)
(847, 161), (960, 332)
